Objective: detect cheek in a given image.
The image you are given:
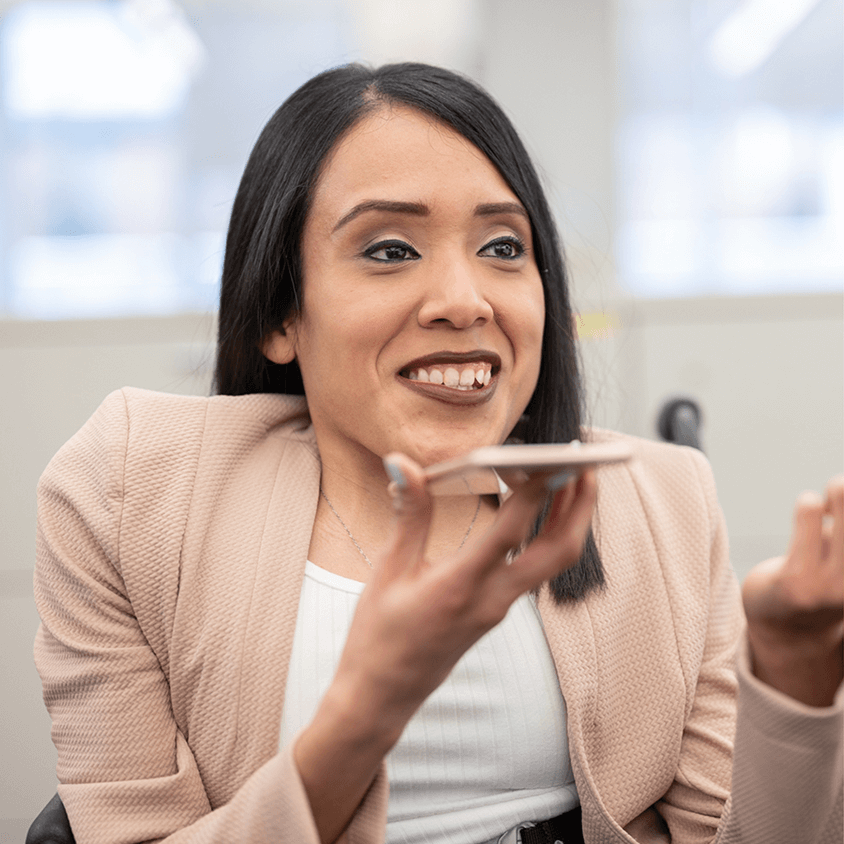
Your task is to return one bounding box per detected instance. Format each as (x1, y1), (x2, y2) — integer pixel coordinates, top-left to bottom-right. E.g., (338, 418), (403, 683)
(294, 282), (408, 384)
(515, 283), (546, 360)
(512, 284), (545, 398)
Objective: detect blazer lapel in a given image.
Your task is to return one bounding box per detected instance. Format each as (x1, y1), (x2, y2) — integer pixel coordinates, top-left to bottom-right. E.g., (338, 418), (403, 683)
(172, 418), (321, 807)
(235, 427), (321, 776)
(536, 588), (604, 829)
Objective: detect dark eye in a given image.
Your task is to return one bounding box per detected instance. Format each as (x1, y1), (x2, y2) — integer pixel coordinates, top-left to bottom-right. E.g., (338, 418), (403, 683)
(479, 236), (525, 260)
(364, 239), (421, 262)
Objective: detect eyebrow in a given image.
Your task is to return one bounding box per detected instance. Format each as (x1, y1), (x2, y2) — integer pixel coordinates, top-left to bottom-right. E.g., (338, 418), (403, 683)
(475, 202), (529, 221)
(331, 199), (529, 233)
(332, 201), (428, 233)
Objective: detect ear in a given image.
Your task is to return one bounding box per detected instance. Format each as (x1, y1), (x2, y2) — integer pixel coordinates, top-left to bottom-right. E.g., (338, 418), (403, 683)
(261, 325), (297, 365)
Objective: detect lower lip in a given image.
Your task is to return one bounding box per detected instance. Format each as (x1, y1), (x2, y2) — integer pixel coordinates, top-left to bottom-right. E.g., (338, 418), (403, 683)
(398, 376), (497, 406)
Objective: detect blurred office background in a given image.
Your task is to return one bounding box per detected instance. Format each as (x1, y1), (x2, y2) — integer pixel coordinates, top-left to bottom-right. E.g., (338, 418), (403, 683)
(1, 0), (842, 837)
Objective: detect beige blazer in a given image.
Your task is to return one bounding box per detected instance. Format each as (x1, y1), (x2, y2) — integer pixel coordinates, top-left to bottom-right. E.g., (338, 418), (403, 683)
(34, 389), (842, 844)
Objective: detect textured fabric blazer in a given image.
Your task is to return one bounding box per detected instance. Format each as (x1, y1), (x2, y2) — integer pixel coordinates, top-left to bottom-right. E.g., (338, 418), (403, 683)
(34, 389), (843, 844)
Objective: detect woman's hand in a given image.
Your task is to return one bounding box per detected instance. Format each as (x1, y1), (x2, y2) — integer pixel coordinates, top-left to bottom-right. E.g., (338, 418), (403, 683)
(294, 454), (597, 844)
(742, 475), (844, 707)
(339, 454), (597, 722)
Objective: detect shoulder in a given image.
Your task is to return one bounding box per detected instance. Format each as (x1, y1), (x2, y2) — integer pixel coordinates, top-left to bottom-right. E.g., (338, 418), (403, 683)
(40, 387), (315, 503)
(586, 426), (710, 473)
(585, 427), (717, 516)
(118, 386), (312, 441)
(583, 428), (725, 591)
(69, 386), (311, 450)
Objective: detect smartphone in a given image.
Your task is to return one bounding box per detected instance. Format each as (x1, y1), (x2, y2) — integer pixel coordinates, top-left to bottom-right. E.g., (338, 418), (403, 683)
(424, 440), (633, 496)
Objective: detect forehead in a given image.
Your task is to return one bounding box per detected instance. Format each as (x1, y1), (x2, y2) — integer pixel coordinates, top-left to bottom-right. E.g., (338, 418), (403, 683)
(307, 106), (521, 222)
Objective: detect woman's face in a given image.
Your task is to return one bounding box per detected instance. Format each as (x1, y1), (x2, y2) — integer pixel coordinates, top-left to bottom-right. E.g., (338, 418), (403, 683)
(264, 106), (545, 473)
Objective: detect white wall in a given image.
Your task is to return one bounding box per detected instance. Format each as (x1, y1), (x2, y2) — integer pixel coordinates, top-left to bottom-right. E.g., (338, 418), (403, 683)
(482, 0), (620, 313)
(616, 292), (843, 575)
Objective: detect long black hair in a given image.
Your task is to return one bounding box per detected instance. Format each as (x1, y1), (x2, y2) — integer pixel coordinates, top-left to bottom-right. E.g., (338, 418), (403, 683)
(214, 63), (604, 602)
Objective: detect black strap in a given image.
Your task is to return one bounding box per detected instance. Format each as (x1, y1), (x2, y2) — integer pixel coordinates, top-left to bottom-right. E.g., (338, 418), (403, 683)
(519, 806), (583, 844)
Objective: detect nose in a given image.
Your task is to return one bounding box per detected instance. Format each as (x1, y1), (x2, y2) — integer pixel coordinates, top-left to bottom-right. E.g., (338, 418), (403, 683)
(416, 256), (494, 329)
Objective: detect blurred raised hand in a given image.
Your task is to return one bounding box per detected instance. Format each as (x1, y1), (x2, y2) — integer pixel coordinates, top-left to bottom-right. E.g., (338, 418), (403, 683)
(742, 475), (844, 707)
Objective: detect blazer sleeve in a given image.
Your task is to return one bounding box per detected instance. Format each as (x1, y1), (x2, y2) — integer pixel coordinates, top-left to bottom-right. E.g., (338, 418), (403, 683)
(655, 448), (842, 844)
(716, 637), (843, 844)
(33, 390), (388, 844)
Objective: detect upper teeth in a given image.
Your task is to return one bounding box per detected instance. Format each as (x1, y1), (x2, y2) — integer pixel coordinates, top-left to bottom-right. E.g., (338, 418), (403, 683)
(406, 363), (492, 389)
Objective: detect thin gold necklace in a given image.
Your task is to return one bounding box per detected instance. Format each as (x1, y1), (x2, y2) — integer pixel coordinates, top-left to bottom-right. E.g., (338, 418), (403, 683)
(319, 487), (482, 568)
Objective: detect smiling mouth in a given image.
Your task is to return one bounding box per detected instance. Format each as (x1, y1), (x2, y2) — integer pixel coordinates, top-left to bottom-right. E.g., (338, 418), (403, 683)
(403, 362), (492, 390)
(398, 351), (500, 401)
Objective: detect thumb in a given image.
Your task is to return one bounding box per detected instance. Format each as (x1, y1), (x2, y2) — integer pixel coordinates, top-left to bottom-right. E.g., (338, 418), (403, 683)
(381, 452), (433, 577)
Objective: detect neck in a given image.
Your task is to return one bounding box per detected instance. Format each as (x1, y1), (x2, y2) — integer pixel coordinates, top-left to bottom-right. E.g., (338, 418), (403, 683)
(317, 460), (496, 566)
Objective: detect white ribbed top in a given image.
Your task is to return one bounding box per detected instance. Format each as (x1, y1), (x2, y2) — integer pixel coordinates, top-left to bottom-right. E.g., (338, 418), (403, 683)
(280, 562), (578, 844)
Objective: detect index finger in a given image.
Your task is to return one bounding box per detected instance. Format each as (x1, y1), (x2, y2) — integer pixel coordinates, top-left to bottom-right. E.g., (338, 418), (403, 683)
(379, 453), (434, 580)
(824, 475), (843, 567)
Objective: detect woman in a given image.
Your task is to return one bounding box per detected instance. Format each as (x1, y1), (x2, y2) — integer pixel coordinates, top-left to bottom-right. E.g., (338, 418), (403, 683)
(34, 63), (842, 844)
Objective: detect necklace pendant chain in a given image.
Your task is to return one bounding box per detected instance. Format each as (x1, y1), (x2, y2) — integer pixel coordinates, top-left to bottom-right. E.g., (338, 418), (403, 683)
(319, 486), (481, 569)
(319, 487), (375, 567)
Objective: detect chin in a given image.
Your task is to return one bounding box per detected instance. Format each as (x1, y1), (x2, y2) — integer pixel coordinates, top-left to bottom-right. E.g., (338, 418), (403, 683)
(402, 428), (506, 468)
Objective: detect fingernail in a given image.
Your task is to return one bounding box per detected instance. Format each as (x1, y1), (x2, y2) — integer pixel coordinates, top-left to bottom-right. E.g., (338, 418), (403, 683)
(384, 458), (407, 490)
(546, 470), (574, 492)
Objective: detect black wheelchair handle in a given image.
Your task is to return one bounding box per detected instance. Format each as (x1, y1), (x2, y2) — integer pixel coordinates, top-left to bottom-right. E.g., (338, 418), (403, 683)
(26, 793), (75, 844)
(657, 396), (703, 451)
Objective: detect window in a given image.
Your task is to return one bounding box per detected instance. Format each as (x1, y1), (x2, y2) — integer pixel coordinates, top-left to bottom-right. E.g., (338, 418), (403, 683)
(616, 0), (843, 297)
(0, 0), (350, 318)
